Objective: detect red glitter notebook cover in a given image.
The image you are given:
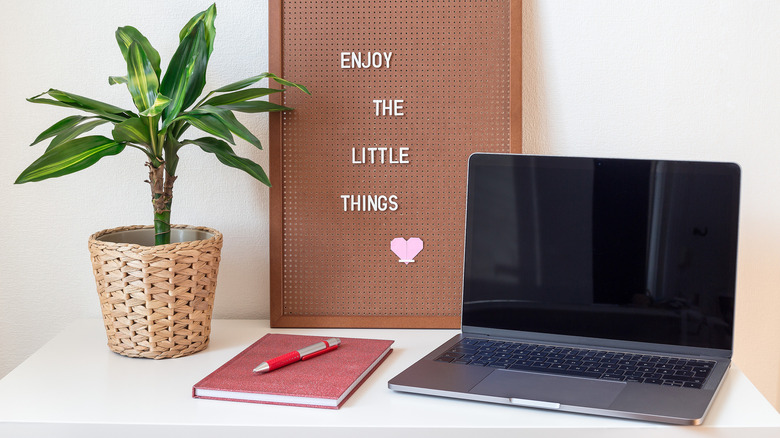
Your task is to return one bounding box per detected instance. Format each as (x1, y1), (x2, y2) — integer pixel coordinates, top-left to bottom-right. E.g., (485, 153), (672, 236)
(193, 333), (394, 409)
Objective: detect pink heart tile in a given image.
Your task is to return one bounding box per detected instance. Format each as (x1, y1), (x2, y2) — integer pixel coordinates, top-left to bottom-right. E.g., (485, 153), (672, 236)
(391, 237), (424, 265)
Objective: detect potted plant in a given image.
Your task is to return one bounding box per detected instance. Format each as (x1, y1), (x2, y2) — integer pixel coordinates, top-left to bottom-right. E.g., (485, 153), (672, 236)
(14, 4), (309, 359)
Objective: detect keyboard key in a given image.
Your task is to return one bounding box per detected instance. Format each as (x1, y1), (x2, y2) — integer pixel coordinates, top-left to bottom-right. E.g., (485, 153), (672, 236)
(601, 374), (626, 382)
(548, 364), (570, 371)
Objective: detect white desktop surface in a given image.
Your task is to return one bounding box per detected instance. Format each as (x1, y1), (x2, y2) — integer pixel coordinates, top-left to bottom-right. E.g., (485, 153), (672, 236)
(0, 319), (778, 438)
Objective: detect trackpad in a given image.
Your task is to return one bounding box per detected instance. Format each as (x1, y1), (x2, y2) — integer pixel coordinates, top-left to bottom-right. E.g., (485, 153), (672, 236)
(470, 370), (625, 408)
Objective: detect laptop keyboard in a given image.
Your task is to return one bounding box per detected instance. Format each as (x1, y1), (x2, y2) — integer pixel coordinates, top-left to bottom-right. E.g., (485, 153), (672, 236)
(434, 338), (715, 389)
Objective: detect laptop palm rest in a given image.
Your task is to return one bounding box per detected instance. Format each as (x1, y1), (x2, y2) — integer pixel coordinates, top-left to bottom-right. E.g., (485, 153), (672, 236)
(471, 370), (626, 409)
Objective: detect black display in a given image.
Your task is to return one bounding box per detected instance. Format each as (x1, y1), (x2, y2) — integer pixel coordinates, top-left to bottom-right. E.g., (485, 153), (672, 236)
(462, 154), (740, 351)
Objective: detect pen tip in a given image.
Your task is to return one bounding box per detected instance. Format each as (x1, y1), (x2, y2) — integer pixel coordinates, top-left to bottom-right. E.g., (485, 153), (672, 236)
(253, 363), (270, 373)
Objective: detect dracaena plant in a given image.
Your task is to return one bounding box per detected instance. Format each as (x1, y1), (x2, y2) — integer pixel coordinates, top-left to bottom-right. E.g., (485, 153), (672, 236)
(15, 4), (309, 245)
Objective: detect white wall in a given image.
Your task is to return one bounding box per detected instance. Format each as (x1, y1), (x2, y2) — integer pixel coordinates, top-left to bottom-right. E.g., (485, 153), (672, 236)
(0, 0), (777, 411)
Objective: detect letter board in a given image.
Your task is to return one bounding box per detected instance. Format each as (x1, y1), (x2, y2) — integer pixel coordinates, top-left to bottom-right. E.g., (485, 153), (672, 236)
(269, 0), (521, 327)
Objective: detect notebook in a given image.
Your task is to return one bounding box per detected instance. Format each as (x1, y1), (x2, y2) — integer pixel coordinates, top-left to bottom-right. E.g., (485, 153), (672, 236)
(388, 153), (740, 425)
(194, 334), (393, 408)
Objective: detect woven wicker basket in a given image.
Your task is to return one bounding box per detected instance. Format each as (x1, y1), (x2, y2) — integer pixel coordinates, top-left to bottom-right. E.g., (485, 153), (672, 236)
(88, 225), (223, 359)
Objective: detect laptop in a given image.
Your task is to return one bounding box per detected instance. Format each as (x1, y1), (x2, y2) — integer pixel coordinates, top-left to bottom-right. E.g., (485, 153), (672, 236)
(388, 153), (740, 425)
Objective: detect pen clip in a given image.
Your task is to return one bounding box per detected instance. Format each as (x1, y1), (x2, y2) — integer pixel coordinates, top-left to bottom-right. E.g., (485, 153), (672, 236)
(301, 344), (338, 361)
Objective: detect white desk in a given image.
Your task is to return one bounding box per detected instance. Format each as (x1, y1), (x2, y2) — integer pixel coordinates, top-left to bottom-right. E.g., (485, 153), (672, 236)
(0, 319), (777, 438)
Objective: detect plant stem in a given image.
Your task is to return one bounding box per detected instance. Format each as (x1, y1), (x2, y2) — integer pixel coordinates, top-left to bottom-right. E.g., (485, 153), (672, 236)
(154, 208), (172, 246)
(147, 161), (176, 245)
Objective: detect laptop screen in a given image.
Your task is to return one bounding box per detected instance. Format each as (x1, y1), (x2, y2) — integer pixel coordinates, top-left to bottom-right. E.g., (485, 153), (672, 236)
(462, 154), (740, 351)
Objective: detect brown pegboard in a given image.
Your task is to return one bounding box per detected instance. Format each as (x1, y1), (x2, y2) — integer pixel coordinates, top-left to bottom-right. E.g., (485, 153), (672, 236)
(269, 0), (521, 328)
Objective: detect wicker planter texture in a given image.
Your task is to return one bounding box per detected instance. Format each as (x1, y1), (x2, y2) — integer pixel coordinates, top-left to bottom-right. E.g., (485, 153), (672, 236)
(88, 225), (223, 359)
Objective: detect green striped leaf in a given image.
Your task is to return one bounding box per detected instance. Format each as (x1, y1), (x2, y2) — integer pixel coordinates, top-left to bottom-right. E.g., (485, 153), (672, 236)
(212, 72), (310, 95)
(182, 137), (270, 187)
(31, 115), (89, 146)
(211, 75), (264, 93)
(203, 88), (282, 106)
(47, 119), (109, 151)
(160, 21), (208, 128)
(115, 26), (161, 78)
(267, 73), (311, 95)
(174, 112), (234, 144)
(15, 136), (125, 184)
(125, 42), (159, 113)
(112, 117), (151, 145)
(179, 3), (216, 58)
(139, 94), (171, 117)
(28, 89), (132, 122)
(47, 89), (129, 114)
(189, 105), (261, 149)
(219, 101), (294, 113)
(108, 75), (128, 85)
(175, 4), (218, 113)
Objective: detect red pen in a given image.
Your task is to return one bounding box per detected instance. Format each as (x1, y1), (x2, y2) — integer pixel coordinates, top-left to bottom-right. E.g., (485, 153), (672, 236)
(252, 338), (341, 373)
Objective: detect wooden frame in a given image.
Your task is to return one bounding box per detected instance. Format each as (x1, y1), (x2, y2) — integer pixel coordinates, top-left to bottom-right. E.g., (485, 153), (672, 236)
(269, 0), (522, 328)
